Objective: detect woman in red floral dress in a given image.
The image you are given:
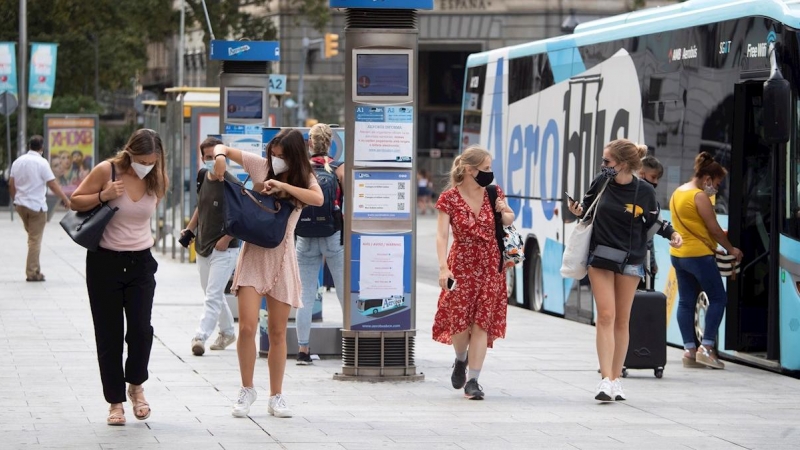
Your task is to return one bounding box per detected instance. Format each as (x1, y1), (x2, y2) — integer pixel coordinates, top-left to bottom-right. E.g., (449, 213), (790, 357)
(434, 145), (515, 400)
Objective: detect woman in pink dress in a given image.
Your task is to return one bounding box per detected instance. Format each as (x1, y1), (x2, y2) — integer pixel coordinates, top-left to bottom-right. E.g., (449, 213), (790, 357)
(434, 145), (514, 400)
(213, 129), (323, 418)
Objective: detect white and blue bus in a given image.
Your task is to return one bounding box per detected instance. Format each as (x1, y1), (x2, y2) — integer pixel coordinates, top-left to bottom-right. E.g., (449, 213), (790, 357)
(460, 0), (800, 374)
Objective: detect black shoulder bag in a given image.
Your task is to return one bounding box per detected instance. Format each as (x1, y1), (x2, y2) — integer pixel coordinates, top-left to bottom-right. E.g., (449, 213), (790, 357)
(60, 164), (119, 251)
(589, 178), (639, 273)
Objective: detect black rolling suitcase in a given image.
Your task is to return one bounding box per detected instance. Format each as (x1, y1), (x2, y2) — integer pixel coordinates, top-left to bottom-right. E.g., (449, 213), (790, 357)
(622, 290), (667, 378)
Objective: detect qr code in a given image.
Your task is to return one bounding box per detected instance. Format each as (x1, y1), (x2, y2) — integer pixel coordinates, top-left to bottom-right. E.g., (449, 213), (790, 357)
(397, 192), (405, 200)
(398, 202), (405, 210)
(398, 182), (406, 190)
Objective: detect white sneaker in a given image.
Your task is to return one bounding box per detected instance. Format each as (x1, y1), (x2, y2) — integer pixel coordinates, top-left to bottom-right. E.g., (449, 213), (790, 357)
(209, 333), (236, 350)
(231, 387), (257, 418)
(268, 393), (292, 418)
(595, 377), (613, 402)
(611, 378), (626, 401)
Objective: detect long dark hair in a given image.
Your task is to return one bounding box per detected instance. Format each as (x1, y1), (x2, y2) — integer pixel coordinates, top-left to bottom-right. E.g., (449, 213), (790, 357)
(108, 128), (168, 197)
(267, 129), (314, 206)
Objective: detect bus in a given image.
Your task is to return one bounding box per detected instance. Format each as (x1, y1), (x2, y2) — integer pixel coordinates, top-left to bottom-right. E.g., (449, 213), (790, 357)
(460, 0), (800, 374)
(356, 295), (406, 316)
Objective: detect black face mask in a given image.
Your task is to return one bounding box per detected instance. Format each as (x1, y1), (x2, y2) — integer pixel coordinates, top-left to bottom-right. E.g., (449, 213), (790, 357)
(474, 170), (494, 187)
(644, 179), (658, 189)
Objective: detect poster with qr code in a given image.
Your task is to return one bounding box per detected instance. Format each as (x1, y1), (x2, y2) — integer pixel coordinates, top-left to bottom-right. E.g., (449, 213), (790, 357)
(352, 170), (412, 220)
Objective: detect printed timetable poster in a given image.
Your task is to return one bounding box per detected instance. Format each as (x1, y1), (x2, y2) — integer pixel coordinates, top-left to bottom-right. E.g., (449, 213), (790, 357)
(354, 105), (413, 166)
(350, 233), (412, 331)
(352, 170), (412, 220)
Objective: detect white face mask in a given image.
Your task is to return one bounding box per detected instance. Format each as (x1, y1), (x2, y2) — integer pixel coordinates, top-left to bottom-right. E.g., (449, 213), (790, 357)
(132, 162), (155, 179)
(271, 156), (288, 175)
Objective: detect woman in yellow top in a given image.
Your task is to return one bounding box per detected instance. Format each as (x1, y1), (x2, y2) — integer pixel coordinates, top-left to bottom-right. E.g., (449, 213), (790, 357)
(669, 152), (743, 370)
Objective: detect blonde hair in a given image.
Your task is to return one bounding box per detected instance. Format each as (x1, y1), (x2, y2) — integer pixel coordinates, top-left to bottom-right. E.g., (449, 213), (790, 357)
(446, 145), (491, 189)
(605, 139), (647, 173)
(109, 128), (168, 197)
(308, 123), (334, 172)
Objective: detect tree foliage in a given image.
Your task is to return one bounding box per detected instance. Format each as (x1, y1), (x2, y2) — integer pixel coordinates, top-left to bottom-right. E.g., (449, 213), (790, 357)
(292, 0), (332, 33)
(183, 0), (278, 43)
(0, 0), (176, 96)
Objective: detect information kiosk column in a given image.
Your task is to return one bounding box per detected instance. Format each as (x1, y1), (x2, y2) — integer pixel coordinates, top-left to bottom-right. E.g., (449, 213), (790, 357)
(331, 0), (433, 381)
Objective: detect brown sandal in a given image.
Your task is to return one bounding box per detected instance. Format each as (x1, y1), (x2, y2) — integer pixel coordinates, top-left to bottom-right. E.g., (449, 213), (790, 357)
(107, 404), (126, 426)
(127, 385), (151, 420)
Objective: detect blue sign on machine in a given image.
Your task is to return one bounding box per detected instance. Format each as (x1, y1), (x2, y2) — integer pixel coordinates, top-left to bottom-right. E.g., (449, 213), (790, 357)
(330, 0), (434, 9)
(210, 40), (281, 61)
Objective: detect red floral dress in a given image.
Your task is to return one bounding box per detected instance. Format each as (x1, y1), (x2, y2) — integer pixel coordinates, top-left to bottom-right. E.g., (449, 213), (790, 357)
(432, 186), (508, 347)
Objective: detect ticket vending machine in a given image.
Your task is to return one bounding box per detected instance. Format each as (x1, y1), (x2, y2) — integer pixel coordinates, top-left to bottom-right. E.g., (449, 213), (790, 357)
(330, 0), (433, 380)
(210, 40), (279, 181)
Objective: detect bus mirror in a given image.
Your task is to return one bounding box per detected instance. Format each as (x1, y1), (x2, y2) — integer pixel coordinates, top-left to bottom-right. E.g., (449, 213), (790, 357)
(763, 44), (791, 144)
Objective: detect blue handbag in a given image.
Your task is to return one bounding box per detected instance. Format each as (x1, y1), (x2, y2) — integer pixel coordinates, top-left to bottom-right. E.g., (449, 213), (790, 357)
(222, 177), (294, 249)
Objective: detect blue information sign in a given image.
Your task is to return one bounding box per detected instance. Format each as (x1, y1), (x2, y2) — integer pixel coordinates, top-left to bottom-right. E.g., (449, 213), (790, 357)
(209, 40), (280, 61)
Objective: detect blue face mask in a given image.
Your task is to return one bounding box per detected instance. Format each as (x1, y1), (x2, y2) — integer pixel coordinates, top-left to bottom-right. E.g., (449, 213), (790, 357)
(601, 165), (618, 179)
(203, 160), (215, 171)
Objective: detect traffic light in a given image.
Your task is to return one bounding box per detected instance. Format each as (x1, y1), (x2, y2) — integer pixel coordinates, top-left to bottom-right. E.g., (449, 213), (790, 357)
(324, 33), (339, 59)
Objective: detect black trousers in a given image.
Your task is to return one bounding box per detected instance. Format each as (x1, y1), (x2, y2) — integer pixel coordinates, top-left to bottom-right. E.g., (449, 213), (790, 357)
(86, 247), (158, 404)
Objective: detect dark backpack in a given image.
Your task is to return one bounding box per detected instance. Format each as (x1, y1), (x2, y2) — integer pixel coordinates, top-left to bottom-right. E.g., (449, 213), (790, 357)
(296, 161), (342, 239)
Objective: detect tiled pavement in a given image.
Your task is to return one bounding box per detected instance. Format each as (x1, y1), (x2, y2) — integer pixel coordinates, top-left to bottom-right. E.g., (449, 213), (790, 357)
(1, 211), (799, 449)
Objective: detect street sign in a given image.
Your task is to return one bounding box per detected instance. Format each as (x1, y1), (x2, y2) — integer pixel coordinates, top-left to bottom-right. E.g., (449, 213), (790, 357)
(268, 74), (287, 95)
(0, 91), (18, 116)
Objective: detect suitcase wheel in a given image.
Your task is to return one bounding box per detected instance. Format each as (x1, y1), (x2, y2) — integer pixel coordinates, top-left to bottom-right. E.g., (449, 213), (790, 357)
(621, 367), (628, 378)
(654, 368), (664, 379)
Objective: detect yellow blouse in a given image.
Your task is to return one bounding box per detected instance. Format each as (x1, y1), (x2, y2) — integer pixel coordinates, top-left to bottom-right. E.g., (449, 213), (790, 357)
(669, 188), (717, 258)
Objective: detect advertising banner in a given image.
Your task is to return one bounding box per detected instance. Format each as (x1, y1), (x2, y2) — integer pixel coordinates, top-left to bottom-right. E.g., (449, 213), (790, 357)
(0, 42), (17, 97)
(44, 115), (98, 197)
(349, 232), (412, 330)
(28, 43), (58, 109)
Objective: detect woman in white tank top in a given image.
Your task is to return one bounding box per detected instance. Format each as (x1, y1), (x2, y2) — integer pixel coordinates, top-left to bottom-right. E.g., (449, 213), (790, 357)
(70, 129), (168, 426)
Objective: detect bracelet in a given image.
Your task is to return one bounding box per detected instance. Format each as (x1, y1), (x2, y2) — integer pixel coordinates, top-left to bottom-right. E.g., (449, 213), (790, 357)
(214, 154), (226, 159)
(98, 191), (103, 203)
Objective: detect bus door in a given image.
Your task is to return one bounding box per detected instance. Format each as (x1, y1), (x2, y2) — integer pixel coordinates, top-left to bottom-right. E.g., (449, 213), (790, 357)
(725, 81), (780, 361)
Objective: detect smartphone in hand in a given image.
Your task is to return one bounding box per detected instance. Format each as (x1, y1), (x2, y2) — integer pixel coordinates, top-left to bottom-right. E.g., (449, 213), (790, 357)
(565, 192), (576, 204)
(447, 277), (457, 291)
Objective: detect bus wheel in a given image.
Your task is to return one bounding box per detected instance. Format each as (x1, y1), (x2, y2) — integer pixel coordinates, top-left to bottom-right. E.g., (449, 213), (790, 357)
(526, 249), (544, 312)
(694, 292), (709, 343)
(506, 269), (516, 304)
(372, 308), (379, 315)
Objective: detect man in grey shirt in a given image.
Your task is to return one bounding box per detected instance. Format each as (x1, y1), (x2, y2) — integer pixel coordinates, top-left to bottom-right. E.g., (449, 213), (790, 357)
(181, 137), (240, 356)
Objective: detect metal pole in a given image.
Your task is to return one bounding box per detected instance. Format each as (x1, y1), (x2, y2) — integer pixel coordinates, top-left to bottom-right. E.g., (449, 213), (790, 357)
(178, 0), (185, 87)
(18, 0), (27, 158)
(94, 35), (99, 103)
(298, 34), (308, 127)
(6, 113), (12, 221)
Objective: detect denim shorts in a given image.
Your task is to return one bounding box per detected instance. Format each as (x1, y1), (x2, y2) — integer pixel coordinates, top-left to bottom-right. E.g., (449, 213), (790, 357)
(587, 254), (645, 279)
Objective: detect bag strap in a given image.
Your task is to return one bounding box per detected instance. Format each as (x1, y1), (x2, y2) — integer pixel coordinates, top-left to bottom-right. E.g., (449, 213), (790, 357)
(626, 178), (639, 255)
(111, 163), (116, 182)
(581, 178), (610, 224)
(670, 193), (717, 253)
(197, 168), (207, 194)
(487, 185), (505, 273)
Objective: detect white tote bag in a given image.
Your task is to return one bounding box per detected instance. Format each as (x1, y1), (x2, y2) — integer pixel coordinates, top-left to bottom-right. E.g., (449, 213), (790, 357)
(560, 181), (608, 279)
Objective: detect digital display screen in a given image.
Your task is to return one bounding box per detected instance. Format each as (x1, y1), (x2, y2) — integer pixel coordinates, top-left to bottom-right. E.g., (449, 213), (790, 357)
(356, 54), (410, 97)
(226, 89), (264, 120)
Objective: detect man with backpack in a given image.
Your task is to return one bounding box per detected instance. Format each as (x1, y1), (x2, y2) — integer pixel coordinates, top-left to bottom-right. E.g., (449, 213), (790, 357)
(294, 124), (345, 365)
(180, 137), (241, 356)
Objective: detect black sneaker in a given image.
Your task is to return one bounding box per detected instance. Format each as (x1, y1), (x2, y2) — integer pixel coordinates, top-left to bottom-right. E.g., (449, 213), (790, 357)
(464, 378), (484, 400)
(450, 358), (468, 389)
(296, 351), (313, 365)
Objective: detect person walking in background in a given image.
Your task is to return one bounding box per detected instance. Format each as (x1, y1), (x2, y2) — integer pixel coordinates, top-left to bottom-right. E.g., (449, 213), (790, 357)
(417, 169), (433, 214)
(69, 128), (168, 425)
(181, 137), (240, 357)
(568, 139), (680, 402)
(294, 124), (345, 365)
(434, 145), (514, 400)
(213, 129), (323, 419)
(639, 156), (682, 288)
(670, 152), (742, 370)
(9, 135), (71, 282)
